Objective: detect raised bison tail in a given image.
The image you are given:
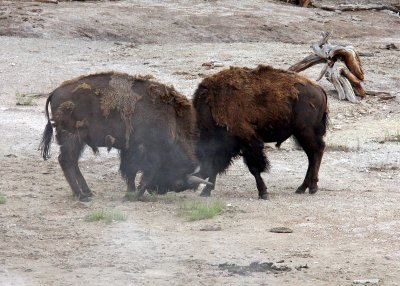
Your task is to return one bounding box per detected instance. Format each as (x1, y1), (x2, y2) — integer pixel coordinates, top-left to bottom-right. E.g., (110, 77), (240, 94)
(39, 93), (54, 160)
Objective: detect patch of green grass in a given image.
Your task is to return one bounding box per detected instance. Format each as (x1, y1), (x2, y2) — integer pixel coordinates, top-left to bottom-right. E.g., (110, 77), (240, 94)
(159, 193), (181, 204)
(178, 200), (224, 221)
(0, 193), (6, 204)
(15, 93), (41, 106)
(85, 209), (127, 224)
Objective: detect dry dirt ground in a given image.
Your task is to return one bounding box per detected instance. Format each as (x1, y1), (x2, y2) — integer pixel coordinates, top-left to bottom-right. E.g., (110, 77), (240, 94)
(0, 1), (399, 285)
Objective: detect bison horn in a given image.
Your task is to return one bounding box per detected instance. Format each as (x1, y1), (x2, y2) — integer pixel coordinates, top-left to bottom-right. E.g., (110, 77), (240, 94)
(190, 166), (201, 175)
(187, 175), (213, 186)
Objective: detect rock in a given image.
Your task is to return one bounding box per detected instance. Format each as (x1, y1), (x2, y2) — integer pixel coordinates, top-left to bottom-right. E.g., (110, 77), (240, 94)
(351, 16), (362, 22)
(200, 225), (222, 231)
(269, 227), (293, 233)
(295, 264), (309, 270)
(202, 61), (224, 68)
(5, 154), (17, 158)
(385, 43), (399, 50)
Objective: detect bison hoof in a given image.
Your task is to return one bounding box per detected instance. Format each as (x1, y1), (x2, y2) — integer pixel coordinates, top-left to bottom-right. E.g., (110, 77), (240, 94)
(79, 195), (91, 202)
(295, 187), (306, 194)
(199, 190), (211, 197)
(259, 193), (269, 200)
(309, 187), (318, 194)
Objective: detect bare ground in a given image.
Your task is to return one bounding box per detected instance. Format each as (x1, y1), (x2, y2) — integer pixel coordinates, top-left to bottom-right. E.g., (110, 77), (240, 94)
(0, 1), (399, 285)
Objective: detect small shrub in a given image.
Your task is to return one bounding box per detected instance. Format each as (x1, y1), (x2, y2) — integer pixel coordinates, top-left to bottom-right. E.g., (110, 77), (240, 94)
(367, 164), (399, 172)
(325, 143), (352, 152)
(86, 209), (127, 224)
(383, 132), (400, 143)
(178, 200), (224, 221)
(16, 93), (41, 106)
(0, 193), (6, 204)
(124, 192), (142, 202)
(160, 193), (181, 204)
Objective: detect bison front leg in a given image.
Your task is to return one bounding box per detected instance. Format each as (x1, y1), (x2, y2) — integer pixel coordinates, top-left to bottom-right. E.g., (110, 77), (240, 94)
(199, 171), (217, 197)
(136, 155), (162, 198)
(121, 147), (161, 198)
(119, 149), (139, 194)
(241, 139), (270, 200)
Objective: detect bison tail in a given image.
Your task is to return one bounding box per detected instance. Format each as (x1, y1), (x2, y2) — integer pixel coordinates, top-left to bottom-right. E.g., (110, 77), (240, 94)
(40, 120), (53, 160)
(39, 93), (54, 160)
(321, 88), (330, 135)
(321, 110), (329, 135)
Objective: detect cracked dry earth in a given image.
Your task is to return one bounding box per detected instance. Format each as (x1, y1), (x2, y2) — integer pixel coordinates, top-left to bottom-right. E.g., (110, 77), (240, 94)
(0, 0), (399, 285)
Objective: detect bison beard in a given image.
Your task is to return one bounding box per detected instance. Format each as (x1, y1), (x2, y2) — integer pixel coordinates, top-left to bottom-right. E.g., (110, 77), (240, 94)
(39, 72), (207, 201)
(193, 65), (328, 199)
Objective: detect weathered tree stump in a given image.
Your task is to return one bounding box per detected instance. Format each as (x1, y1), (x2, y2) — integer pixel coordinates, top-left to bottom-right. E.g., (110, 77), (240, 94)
(289, 32), (366, 103)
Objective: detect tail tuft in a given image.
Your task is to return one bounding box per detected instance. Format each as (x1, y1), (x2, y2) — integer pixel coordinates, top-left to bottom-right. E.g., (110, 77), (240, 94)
(39, 120), (53, 160)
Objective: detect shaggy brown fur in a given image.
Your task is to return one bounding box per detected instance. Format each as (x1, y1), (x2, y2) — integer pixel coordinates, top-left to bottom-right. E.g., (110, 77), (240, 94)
(194, 65), (328, 199)
(40, 72), (200, 201)
(200, 65), (314, 140)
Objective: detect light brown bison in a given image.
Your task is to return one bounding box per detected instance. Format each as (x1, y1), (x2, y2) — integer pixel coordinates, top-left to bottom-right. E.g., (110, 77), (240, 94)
(193, 65), (328, 199)
(40, 72), (209, 201)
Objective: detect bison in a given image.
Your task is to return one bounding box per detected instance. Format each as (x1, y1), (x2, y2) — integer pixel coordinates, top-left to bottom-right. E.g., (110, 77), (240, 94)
(193, 65), (328, 200)
(40, 72), (209, 201)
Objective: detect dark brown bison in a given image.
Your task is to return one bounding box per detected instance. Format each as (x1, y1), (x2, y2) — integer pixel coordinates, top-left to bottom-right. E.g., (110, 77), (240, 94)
(193, 65), (328, 200)
(40, 72), (209, 201)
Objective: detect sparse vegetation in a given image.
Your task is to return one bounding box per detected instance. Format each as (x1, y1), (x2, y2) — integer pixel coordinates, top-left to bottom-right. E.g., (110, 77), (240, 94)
(325, 143), (352, 152)
(15, 93), (42, 106)
(86, 209), (127, 223)
(0, 193), (6, 204)
(178, 200), (224, 221)
(382, 132), (400, 143)
(160, 193), (182, 204)
(125, 191), (182, 203)
(367, 164), (399, 172)
(124, 191), (158, 202)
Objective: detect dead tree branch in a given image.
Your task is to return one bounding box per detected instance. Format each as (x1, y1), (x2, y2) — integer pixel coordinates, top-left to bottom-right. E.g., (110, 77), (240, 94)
(313, 4), (400, 13)
(289, 32), (366, 103)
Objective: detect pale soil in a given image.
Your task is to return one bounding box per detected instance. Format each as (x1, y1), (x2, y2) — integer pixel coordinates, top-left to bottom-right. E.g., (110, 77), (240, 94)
(0, 1), (399, 285)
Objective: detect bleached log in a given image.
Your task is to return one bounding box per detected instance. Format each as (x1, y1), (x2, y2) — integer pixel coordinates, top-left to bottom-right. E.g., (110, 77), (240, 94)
(314, 4), (400, 13)
(316, 63), (329, 81)
(326, 61), (358, 103)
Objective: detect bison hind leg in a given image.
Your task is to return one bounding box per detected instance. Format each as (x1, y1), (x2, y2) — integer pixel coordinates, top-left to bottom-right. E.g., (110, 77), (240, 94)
(197, 132), (240, 197)
(241, 138), (270, 200)
(294, 129), (325, 195)
(57, 132), (92, 201)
